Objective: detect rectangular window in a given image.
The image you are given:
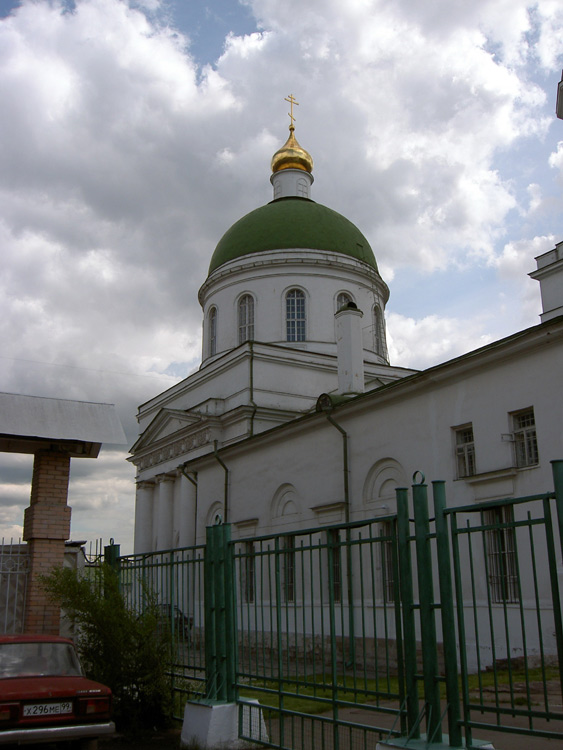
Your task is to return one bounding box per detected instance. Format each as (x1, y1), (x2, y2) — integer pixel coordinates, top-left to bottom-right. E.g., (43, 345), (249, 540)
(483, 505), (519, 604)
(512, 408), (538, 468)
(455, 425), (476, 478)
(238, 295), (254, 345)
(242, 541), (255, 604)
(283, 536), (295, 603)
(286, 290), (306, 342)
(327, 529), (342, 603)
(380, 521), (395, 603)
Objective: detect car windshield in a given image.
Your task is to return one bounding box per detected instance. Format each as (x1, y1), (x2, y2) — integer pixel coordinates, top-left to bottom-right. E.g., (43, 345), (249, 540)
(0, 642), (84, 678)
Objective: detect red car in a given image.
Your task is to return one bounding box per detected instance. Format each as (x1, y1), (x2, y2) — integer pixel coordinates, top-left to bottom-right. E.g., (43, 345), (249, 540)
(0, 634), (115, 747)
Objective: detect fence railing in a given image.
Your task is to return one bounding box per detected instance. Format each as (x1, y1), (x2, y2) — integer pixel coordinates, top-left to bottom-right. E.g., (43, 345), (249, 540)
(0, 540), (29, 634)
(447, 475), (563, 744)
(115, 460), (563, 749)
(231, 518), (408, 748)
(116, 543), (207, 710)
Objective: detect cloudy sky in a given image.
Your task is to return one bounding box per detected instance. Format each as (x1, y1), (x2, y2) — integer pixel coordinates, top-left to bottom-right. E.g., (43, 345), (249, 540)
(1, 0), (562, 553)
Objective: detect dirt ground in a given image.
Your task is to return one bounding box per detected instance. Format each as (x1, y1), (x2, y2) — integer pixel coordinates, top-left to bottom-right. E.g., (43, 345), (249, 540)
(99, 728), (182, 750)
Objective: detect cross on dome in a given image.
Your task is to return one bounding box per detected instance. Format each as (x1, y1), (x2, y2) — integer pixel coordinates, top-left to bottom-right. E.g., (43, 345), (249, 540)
(271, 94), (314, 174)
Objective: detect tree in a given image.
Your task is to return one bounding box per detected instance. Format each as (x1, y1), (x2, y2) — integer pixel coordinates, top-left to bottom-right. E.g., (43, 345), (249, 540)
(42, 564), (172, 732)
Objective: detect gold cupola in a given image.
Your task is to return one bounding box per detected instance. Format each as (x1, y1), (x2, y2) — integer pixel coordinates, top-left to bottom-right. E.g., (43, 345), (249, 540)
(271, 124), (314, 174)
(271, 94), (313, 174)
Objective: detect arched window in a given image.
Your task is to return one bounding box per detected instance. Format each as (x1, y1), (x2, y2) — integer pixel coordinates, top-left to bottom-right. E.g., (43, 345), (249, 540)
(374, 305), (384, 356)
(208, 307), (217, 357)
(336, 292), (353, 312)
(238, 294), (254, 345)
(286, 289), (306, 342)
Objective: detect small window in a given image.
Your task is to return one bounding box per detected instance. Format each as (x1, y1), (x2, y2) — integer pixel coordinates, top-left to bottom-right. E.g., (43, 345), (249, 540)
(374, 305), (385, 356)
(336, 292), (353, 312)
(282, 535), (295, 603)
(380, 521), (395, 603)
(455, 425), (476, 478)
(483, 505), (519, 603)
(238, 294), (254, 345)
(286, 289), (306, 342)
(327, 529), (342, 603)
(512, 408), (538, 468)
(208, 307), (217, 357)
(242, 541), (255, 604)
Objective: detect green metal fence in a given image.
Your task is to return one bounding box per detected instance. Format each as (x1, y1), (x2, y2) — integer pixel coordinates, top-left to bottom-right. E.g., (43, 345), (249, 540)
(231, 519), (408, 749)
(117, 544), (207, 709)
(446, 460), (563, 746)
(115, 460), (563, 749)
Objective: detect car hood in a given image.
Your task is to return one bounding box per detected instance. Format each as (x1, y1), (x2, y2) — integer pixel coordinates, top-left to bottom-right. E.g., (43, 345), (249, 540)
(0, 675), (111, 701)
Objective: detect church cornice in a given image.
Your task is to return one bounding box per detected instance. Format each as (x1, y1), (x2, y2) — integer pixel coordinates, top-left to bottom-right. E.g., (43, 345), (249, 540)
(199, 248), (388, 306)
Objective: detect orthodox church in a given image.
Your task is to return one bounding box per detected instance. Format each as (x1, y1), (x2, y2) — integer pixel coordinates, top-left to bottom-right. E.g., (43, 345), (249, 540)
(129, 111), (563, 555)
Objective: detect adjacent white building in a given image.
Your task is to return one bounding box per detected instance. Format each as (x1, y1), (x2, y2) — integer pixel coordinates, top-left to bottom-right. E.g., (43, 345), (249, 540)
(129, 122), (563, 560)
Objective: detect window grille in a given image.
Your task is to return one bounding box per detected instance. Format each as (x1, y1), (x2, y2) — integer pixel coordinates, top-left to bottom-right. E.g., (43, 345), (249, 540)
(327, 529), (342, 603)
(208, 307), (217, 357)
(483, 506), (519, 604)
(238, 295), (254, 345)
(286, 290), (306, 342)
(374, 305), (385, 356)
(512, 408), (538, 467)
(380, 522), (395, 603)
(455, 425), (476, 477)
(282, 536), (295, 603)
(242, 541), (255, 604)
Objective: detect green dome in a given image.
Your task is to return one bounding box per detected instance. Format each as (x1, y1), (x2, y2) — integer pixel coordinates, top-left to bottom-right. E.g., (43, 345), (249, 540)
(209, 197), (378, 274)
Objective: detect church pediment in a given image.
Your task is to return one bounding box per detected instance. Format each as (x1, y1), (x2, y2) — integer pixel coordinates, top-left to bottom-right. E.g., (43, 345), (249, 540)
(130, 409), (203, 454)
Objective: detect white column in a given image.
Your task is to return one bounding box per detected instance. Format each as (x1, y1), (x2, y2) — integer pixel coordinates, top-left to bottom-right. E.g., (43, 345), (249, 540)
(134, 481), (154, 554)
(156, 474), (175, 551)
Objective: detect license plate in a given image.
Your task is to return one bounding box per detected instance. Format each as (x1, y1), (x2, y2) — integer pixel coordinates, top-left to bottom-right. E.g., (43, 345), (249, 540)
(23, 702), (73, 717)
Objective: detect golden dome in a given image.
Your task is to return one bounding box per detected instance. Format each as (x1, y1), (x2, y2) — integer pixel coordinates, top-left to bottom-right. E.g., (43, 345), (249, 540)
(271, 125), (314, 174)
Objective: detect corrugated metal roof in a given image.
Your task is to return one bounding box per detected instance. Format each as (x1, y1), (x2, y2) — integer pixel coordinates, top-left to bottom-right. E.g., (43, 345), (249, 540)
(0, 392), (126, 445)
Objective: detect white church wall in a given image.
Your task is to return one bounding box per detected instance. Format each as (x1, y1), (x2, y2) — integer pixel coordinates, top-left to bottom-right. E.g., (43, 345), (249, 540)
(199, 250), (389, 363)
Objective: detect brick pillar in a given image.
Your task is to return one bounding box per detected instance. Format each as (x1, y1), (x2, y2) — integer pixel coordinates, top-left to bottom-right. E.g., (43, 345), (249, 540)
(23, 449), (72, 635)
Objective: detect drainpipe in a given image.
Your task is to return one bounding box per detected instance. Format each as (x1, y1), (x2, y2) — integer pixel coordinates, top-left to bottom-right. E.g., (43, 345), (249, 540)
(323, 410), (356, 669)
(180, 465), (198, 544)
(249, 341), (258, 437)
(213, 440), (229, 523)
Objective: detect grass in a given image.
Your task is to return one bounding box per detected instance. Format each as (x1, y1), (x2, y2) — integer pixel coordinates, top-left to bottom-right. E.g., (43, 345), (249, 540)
(234, 665), (561, 717)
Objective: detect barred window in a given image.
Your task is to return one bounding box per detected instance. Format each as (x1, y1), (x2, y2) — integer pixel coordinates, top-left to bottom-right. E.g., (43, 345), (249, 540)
(242, 541), (255, 604)
(286, 289), (306, 342)
(374, 305), (385, 356)
(455, 425), (476, 478)
(238, 294), (254, 345)
(512, 408), (538, 468)
(327, 529), (342, 603)
(483, 506), (519, 603)
(283, 535), (295, 603)
(208, 307), (217, 357)
(380, 521), (395, 603)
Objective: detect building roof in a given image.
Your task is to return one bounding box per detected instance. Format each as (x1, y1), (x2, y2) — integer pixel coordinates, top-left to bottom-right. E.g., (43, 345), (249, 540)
(0, 392), (126, 457)
(208, 197), (378, 274)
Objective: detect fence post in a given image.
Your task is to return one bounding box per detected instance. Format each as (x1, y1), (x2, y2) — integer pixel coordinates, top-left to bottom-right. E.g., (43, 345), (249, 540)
(548, 461), (563, 699)
(432, 481), (462, 748)
(396, 486), (419, 738)
(103, 539), (121, 572)
(204, 521), (236, 703)
(412, 476), (442, 743)
(551, 460), (563, 563)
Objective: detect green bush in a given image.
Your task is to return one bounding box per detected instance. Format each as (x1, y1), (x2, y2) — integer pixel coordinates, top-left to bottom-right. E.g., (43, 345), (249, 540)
(42, 564), (172, 733)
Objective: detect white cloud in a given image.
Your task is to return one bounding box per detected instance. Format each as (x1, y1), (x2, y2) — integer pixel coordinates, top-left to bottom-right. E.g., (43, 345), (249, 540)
(387, 312), (494, 370)
(0, 0), (562, 551)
